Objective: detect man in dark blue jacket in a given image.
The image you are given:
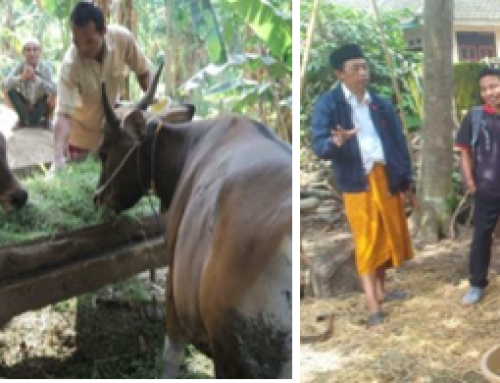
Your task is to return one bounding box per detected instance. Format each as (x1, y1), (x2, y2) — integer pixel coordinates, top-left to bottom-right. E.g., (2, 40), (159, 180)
(311, 44), (416, 328)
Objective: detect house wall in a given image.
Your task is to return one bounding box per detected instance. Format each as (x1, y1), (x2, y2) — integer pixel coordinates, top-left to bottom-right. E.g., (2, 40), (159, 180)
(453, 23), (500, 62)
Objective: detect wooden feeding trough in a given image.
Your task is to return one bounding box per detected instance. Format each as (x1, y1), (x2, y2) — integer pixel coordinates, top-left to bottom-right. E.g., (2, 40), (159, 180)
(0, 214), (167, 325)
(0, 119), (167, 324)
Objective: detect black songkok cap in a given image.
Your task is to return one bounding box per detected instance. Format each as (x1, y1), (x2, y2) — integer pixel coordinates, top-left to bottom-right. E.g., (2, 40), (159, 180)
(329, 44), (364, 70)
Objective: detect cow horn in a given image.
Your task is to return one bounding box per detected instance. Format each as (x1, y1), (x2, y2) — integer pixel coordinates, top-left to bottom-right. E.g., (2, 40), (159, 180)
(136, 62), (164, 111)
(102, 83), (120, 130)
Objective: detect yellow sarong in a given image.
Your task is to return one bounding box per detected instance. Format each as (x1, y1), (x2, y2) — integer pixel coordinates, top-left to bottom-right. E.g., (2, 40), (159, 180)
(343, 164), (413, 276)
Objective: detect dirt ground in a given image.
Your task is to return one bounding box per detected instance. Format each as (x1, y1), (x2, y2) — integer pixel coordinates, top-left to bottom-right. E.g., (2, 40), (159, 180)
(0, 268), (214, 379)
(300, 170), (500, 383)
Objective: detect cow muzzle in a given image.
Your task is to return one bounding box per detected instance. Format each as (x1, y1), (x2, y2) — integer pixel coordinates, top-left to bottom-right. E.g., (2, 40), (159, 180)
(1, 188), (28, 210)
(11, 188), (28, 209)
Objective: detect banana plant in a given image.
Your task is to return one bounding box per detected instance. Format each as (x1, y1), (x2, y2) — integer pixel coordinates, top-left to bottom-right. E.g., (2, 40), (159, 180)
(189, 0), (227, 64)
(219, 0), (292, 71)
(39, 0), (79, 53)
(180, 0), (292, 140)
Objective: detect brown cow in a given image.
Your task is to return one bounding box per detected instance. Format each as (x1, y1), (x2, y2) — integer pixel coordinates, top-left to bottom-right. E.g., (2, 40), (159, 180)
(94, 65), (292, 378)
(0, 132), (28, 210)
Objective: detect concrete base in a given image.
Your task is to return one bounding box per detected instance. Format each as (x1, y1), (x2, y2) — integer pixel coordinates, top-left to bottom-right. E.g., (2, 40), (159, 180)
(0, 103), (53, 170)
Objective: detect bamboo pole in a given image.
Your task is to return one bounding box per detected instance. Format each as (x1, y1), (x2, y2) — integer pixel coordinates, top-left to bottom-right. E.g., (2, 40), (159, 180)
(371, 0), (409, 132)
(300, 0), (321, 102)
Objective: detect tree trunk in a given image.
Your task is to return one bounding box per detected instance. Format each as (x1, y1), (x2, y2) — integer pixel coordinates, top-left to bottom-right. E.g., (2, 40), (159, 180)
(94, 0), (111, 23)
(419, 0), (454, 241)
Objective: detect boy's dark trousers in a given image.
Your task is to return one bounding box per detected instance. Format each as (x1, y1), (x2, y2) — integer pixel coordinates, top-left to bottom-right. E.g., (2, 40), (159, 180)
(469, 192), (500, 288)
(7, 89), (49, 127)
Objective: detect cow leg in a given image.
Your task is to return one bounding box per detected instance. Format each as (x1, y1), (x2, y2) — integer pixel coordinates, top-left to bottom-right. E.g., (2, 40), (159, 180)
(162, 335), (186, 379)
(162, 261), (187, 379)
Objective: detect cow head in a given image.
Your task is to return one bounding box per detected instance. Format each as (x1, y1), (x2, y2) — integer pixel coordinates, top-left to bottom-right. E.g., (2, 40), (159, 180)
(0, 133), (28, 210)
(93, 64), (164, 213)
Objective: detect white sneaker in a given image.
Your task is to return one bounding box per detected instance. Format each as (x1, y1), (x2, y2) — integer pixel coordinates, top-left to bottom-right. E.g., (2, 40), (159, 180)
(462, 287), (484, 305)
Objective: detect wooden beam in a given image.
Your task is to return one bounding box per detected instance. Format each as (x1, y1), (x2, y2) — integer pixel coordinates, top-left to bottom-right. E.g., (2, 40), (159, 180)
(0, 215), (166, 283)
(0, 237), (167, 325)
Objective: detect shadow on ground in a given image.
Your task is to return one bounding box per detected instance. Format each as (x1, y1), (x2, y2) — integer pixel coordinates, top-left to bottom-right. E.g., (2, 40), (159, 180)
(0, 286), (214, 379)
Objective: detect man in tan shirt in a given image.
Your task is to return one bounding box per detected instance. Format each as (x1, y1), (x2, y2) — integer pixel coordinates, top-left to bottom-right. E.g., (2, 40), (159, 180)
(3, 37), (57, 128)
(53, 1), (151, 170)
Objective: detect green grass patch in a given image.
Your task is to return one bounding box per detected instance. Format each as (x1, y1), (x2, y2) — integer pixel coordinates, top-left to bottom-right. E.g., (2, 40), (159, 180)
(0, 157), (160, 247)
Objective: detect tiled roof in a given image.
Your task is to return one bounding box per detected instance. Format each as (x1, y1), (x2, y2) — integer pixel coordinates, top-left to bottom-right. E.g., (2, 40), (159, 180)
(380, 0), (422, 13)
(454, 0), (500, 21)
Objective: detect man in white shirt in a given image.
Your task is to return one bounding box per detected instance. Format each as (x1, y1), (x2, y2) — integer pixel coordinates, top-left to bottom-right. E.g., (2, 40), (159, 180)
(52, 1), (151, 170)
(312, 44), (417, 328)
(3, 37), (57, 128)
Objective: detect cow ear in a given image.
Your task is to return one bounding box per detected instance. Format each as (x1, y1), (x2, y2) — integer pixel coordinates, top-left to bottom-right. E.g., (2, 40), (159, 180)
(124, 110), (146, 141)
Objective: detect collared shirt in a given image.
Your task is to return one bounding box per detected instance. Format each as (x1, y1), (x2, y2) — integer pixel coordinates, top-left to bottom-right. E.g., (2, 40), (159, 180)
(56, 25), (150, 150)
(341, 83), (385, 173)
(3, 60), (56, 105)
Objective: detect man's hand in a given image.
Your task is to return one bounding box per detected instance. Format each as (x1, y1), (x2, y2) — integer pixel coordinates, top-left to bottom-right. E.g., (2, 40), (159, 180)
(331, 125), (359, 147)
(21, 65), (35, 81)
(458, 149), (475, 195)
(465, 179), (476, 195)
(404, 189), (419, 212)
(51, 113), (71, 174)
(53, 158), (66, 170)
(46, 156), (66, 179)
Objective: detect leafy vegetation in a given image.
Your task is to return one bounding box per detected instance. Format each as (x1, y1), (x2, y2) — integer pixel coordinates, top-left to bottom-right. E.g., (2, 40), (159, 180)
(300, 2), (423, 141)
(0, 0), (291, 141)
(0, 158), (160, 247)
(454, 62), (483, 119)
(399, 62), (484, 127)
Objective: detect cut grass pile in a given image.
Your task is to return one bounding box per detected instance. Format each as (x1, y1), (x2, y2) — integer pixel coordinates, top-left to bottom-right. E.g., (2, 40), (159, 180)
(0, 158), (160, 246)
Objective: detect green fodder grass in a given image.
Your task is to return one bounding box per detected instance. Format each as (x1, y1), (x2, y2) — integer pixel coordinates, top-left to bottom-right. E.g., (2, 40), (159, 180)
(0, 157), (160, 247)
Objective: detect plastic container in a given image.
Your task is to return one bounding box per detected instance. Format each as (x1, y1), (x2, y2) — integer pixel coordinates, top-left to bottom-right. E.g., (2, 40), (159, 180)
(481, 344), (500, 382)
